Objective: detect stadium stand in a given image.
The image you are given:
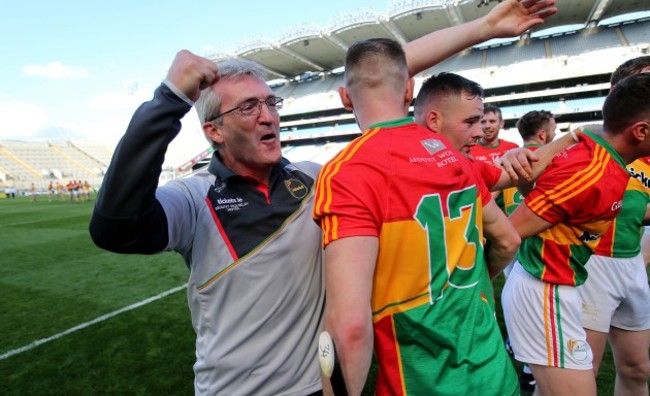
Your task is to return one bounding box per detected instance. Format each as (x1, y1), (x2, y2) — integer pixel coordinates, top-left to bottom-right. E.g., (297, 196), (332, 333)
(484, 40), (546, 68)
(623, 19), (650, 45)
(72, 140), (113, 167)
(0, 140), (112, 192)
(256, 12), (648, 169)
(4, 1), (649, 187)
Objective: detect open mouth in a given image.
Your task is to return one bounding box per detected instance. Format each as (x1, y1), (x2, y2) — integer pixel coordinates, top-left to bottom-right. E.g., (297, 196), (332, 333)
(261, 132), (276, 141)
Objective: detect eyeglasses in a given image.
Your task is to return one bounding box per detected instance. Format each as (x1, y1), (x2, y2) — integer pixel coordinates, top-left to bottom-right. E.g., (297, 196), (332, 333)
(208, 96), (284, 122)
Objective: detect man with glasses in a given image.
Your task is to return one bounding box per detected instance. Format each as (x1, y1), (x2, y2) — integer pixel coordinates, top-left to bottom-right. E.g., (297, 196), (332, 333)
(90, 51), (325, 395)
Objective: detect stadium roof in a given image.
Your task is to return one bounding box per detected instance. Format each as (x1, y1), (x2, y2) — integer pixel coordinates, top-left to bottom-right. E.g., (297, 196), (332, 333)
(207, 0), (649, 79)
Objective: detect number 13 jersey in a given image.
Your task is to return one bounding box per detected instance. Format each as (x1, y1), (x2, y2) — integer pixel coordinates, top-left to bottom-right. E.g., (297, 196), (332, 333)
(314, 118), (518, 396)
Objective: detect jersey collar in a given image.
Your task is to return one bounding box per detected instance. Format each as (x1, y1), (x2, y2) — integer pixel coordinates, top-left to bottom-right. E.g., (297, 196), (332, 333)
(582, 129), (627, 169)
(207, 151), (289, 182)
(366, 117), (413, 131)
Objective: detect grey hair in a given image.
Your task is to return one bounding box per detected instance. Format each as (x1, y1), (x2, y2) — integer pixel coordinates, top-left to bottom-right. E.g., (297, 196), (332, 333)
(194, 58), (268, 124)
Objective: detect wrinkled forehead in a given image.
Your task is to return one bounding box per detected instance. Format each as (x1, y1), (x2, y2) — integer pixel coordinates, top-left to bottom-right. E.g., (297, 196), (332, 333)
(215, 74), (273, 104)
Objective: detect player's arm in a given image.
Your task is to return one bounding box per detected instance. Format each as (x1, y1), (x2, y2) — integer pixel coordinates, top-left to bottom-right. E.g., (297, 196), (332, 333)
(494, 131), (579, 189)
(404, 0), (557, 76)
(88, 85), (186, 253)
(508, 200), (553, 239)
(322, 236), (377, 395)
(482, 199), (521, 278)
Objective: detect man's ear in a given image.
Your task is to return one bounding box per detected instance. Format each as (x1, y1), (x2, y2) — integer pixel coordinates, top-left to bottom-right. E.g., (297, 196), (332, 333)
(338, 86), (353, 111)
(632, 121), (650, 143)
(425, 109), (442, 132)
(203, 122), (224, 145)
(538, 129), (547, 142)
(405, 78), (415, 108)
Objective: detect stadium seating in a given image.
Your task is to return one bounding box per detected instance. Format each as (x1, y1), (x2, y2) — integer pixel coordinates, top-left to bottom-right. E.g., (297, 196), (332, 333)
(267, 18), (649, 165)
(0, 140), (112, 191)
(5, 11), (650, 182)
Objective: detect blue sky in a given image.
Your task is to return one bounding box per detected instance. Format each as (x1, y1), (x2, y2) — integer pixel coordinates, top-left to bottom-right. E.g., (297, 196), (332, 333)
(0, 0), (382, 164)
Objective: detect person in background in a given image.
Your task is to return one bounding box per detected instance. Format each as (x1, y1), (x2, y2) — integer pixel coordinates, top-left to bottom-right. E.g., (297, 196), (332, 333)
(47, 181), (54, 203)
(470, 105), (520, 210)
(505, 109), (557, 393)
(502, 110), (556, 216)
(30, 183), (37, 203)
(471, 105), (520, 163)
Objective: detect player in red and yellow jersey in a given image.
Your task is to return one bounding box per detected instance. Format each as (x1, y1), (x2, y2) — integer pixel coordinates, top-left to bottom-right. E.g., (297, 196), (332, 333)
(413, 74), (575, 209)
(315, 38), (525, 396)
(515, 131), (626, 283)
(503, 74), (650, 396)
(412, 77), (578, 343)
(579, 57), (650, 396)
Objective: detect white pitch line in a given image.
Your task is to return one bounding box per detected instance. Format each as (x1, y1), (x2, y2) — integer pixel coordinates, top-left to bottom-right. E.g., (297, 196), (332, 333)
(0, 284), (187, 361)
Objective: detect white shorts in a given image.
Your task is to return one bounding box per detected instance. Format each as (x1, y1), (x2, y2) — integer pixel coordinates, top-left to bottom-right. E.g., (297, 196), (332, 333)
(502, 261), (593, 370)
(580, 253), (650, 332)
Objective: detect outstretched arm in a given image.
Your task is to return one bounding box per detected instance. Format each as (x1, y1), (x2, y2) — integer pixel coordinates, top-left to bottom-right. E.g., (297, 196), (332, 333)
(493, 130), (579, 189)
(404, 0), (557, 76)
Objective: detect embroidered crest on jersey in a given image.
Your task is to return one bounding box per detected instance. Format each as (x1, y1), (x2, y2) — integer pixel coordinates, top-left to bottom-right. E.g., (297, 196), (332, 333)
(567, 339), (589, 361)
(285, 178), (308, 199)
(578, 231), (601, 242)
(420, 138), (445, 155)
(213, 180), (227, 193)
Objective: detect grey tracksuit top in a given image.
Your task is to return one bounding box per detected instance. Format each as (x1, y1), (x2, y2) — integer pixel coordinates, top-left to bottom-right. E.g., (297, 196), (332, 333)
(89, 82), (324, 395)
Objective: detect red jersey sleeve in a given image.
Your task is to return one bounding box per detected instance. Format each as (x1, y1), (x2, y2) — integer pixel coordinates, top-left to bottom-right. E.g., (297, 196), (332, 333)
(471, 159), (501, 191)
(462, 156), (492, 205)
(314, 135), (388, 245)
(524, 140), (623, 225)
